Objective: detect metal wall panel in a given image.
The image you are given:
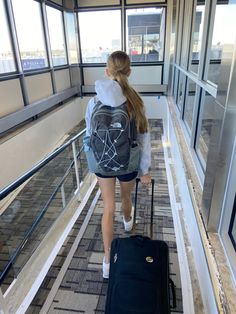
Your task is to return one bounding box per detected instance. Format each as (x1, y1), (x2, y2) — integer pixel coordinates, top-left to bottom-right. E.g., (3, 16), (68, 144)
(0, 87), (79, 134)
(83, 65), (163, 85)
(25, 73), (53, 104)
(50, 0), (63, 6)
(126, 0), (166, 4)
(54, 69), (71, 92)
(63, 0), (75, 9)
(77, 0), (120, 7)
(70, 66), (81, 88)
(0, 79), (24, 118)
(129, 65), (162, 84)
(83, 67), (106, 85)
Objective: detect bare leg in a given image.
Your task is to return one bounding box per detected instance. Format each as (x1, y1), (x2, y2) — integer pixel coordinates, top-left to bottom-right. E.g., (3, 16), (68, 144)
(97, 176), (116, 263)
(119, 179), (136, 221)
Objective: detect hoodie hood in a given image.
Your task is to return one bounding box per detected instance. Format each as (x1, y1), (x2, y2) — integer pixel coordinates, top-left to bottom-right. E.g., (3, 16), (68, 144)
(95, 79), (126, 107)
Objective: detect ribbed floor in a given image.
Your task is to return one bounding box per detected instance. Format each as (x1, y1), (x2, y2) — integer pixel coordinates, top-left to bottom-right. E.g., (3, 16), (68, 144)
(25, 119), (183, 313)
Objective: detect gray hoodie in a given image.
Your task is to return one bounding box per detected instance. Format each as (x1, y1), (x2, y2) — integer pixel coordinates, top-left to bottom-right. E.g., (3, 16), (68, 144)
(85, 79), (151, 176)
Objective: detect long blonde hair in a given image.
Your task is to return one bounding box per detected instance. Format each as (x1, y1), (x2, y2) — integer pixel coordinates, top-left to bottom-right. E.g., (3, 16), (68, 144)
(107, 51), (148, 133)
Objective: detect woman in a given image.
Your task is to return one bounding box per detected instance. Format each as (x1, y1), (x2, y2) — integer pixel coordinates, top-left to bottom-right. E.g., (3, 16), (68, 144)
(85, 51), (151, 278)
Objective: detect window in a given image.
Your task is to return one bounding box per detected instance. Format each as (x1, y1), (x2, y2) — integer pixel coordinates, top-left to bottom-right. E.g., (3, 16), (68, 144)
(169, 0), (177, 93)
(12, 0), (48, 71)
(126, 8), (165, 62)
(207, 2), (235, 86)
(176, 72), (185, 112)
(0, 0), (16, 73)
(46, 6), (67, 66)
(65, 12), (79, 64)
(173, 68), (179, 104)
(170, 0), (177, 58)
(79, 10), (121, 63)
(195, 91), (217, 169)
(189, 1), (205, 74)
(183, 78), (196, 133)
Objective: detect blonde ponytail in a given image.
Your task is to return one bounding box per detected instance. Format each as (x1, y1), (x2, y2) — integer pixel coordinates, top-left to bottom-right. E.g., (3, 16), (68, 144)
(107, 51), (148, 133)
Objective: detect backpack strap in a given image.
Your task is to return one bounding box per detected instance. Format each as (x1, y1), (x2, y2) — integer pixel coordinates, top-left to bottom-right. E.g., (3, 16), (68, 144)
(93, 96), (103, 110)
(131, 118), (138, 142)
(120, 102), (137, 142)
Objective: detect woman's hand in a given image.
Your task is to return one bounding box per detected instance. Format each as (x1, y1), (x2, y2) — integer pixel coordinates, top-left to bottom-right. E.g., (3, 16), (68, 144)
(140, 173), (152, 186)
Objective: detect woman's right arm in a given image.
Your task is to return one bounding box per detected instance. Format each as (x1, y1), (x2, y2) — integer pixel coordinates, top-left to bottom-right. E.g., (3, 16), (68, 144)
(137, 131), (151, 176)
(85, 98), (96, 136)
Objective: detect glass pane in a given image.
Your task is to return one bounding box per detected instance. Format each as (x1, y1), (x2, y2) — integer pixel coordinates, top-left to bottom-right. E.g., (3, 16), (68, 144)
(207, 2), (235, 86)
(169, 0), (177, 93)
(126, 8), (165, 62)
(0, 143), (76, 289)
(74, 136), (89, 182)
(189, 1), (205, 74)
(46, 6), (67, 66)
(12, 0), (48, 71)
(195, 91), (215, 168)
(170, 0), (177, 57)
(173, 68), (179, 104)
(229, 195), (236, 251)
(176, 72), (185, 112)
(0, 0), (16, 73)
(79, 10), (121, 63)
(65, 12), (79, 64)
(183, 78), (196, 132)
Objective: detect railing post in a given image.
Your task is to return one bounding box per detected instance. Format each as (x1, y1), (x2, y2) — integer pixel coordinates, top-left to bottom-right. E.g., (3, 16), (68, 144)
(60, 184), (66, 208)
(72, 142), (81, 200)
(0, 288), (8, 314)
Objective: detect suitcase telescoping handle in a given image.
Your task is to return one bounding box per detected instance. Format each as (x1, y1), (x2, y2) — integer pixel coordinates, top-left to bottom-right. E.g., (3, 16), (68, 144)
(134, 178), (155, 238)
(169, 278), (177, 309)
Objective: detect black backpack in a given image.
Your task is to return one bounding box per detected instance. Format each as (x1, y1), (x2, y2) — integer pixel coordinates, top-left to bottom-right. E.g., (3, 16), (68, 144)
(87, 99), (140, 175)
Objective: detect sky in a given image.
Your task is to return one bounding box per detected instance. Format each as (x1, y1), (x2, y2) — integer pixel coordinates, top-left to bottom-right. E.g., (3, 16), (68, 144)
(79, 10), (121, 50)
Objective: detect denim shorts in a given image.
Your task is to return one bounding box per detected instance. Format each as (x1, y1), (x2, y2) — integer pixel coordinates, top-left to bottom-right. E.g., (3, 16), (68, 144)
(95, 171), (138, 182)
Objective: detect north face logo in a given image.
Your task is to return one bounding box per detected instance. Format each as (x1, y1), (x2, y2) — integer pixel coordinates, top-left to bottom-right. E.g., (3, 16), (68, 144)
(110, 122), (122, 128)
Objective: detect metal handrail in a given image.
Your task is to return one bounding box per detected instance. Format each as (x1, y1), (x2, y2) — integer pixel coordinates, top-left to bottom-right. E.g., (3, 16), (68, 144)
(0, 127), (86, 283)
(0, 128), (86, 201)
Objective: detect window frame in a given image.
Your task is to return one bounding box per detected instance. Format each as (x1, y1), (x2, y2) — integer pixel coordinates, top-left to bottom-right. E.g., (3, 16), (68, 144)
(125, 6), (166, 64)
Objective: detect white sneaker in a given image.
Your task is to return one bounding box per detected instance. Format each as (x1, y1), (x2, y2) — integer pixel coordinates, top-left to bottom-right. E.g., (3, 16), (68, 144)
(102, 257), (110, 279)
(123, 206), (134, 232)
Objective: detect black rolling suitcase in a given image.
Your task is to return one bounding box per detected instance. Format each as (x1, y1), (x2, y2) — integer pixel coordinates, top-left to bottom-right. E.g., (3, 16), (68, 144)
(105, 178), (176, 314)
